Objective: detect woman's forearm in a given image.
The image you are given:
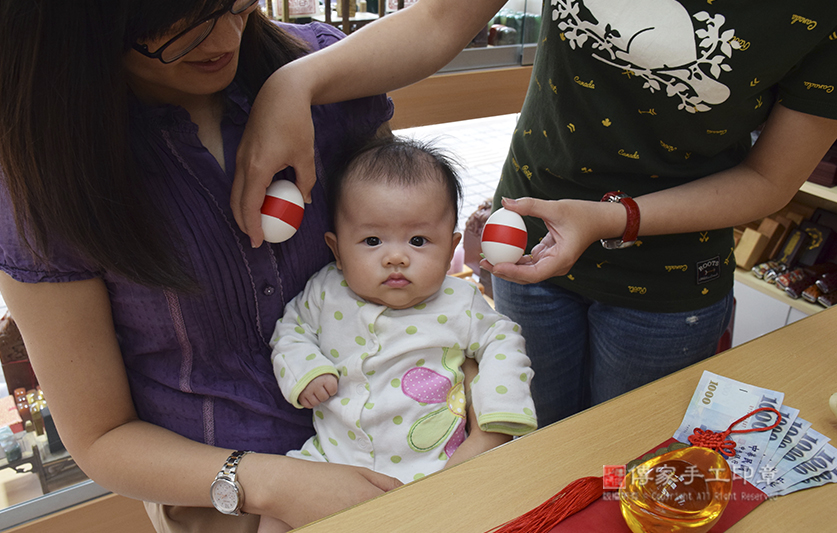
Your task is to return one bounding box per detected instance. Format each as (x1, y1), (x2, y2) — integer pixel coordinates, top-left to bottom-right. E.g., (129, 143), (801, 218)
(232, 0), (506, 239)
(488, 105), (837, 283)
(72, 419), (232, 505)
(286, 0), (508, 105)
(634, 104), (837, 238)
(64, 417), (396, 528)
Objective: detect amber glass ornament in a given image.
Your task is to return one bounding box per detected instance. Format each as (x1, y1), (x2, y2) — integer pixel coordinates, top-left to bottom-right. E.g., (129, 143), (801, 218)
(619, 446), (732, 533)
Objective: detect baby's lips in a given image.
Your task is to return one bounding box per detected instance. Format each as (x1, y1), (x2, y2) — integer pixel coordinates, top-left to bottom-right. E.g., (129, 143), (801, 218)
(384, 273), (410, 288)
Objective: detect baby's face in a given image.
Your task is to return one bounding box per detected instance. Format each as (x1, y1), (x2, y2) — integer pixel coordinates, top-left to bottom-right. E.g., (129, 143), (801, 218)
(325, 178), (460, 309)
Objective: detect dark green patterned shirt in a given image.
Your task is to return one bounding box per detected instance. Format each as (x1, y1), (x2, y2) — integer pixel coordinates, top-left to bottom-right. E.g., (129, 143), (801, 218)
(496, 0), (837, 312)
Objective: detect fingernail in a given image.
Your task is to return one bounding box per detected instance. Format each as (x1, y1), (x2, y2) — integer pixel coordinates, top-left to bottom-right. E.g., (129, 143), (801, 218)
(502, 197), (515, 205)
(251, 238), (258, 248)
(479, 253), (485, 259)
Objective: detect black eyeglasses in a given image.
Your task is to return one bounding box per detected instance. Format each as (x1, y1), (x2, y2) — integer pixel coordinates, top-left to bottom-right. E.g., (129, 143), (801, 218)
(132, 0), (259, 64)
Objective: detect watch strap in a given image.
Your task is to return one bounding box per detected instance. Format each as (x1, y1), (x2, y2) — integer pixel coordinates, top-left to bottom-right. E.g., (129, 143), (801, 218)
(600, 191), (640, 249)
(220, 450), (251, 479)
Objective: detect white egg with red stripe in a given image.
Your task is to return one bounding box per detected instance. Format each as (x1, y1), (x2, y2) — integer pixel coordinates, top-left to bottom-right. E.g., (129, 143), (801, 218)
(480, 208), (527, 265)
(261, 180), (305, 243)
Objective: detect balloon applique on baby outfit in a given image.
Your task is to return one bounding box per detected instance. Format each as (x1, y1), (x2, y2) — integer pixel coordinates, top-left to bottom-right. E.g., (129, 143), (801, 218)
(401, 347), (467, 458)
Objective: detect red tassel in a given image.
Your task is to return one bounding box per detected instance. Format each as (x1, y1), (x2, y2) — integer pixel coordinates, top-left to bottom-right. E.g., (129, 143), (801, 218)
(486, 476), (605, 533)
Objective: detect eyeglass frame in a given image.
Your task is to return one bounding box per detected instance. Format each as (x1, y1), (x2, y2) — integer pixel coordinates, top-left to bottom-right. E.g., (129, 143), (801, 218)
(131, 0), (259, 64)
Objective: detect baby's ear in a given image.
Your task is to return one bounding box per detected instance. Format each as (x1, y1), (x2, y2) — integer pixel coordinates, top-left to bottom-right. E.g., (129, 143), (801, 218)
(450, 232), (462, 259)
(324, 232), (342, 269)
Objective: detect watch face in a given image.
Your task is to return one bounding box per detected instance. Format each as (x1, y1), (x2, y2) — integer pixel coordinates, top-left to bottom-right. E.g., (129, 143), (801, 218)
(210, 478), (240, 514)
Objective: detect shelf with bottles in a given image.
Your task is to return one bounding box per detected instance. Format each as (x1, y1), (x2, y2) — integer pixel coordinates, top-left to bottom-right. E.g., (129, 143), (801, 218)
(733, 213), (837, 315)
(733, 267), (824, 316)
(732, 162), (837, 316)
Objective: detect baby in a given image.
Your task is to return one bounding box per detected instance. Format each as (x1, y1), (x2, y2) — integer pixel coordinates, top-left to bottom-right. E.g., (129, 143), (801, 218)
(260, 136), (536, 532)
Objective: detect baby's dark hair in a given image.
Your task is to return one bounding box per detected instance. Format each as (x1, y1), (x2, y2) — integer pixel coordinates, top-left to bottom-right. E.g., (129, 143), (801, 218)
(328, 136), (463, 228)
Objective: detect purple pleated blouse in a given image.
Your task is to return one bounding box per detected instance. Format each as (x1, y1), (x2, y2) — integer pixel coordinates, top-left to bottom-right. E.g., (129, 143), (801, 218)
(0, 22), (393, 454)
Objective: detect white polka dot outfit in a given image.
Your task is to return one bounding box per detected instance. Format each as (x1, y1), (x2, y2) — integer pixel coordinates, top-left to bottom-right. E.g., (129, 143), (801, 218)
(271, 262), (537, 483)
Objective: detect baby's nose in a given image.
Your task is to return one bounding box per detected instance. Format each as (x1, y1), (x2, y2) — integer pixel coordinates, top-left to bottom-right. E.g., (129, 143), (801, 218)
(384, 248), (410, 267)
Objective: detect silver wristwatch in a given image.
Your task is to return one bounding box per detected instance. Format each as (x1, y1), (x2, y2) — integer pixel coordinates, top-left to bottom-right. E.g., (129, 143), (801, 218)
(210, 450), (252, 515)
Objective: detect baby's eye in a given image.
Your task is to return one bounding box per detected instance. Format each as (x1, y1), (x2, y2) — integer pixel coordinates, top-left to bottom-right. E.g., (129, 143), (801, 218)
(365, 237), (381, 246)
(410, 236), (427, 247)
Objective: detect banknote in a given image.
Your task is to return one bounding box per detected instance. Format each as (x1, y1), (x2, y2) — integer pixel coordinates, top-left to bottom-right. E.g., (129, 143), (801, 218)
(762, 428), (830, 484)
(751, 405), (799, 478)
(770, 466), (837, 496)
(760, 417), (813, 474)
(762, 443), (837, 496)
(673, 371), (784, 478)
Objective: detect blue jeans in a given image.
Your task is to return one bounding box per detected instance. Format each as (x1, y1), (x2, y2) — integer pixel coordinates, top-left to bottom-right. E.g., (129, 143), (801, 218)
(493, 277), (734, 427)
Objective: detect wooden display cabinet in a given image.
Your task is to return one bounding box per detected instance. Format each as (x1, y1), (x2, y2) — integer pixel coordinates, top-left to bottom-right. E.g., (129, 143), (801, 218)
(731, 180), (837, 346)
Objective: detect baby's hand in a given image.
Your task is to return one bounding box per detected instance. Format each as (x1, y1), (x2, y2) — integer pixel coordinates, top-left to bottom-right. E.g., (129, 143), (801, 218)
(299, 375), (339, 409)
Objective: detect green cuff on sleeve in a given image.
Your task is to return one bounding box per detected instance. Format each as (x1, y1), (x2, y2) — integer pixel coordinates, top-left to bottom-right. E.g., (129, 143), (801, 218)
(478, 412), (538, 436)
(289, 366), (340, 409)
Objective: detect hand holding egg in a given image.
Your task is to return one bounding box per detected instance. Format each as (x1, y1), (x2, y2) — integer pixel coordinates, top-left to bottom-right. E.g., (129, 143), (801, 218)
(260, 180), (304, 243)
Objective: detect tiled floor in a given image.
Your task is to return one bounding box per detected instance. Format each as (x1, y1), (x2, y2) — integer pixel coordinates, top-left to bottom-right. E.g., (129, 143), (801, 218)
(394, 113), (519, 230)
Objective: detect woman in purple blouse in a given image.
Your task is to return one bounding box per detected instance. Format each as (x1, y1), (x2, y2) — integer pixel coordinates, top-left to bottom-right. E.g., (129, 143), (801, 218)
(0, 1), (396, 530)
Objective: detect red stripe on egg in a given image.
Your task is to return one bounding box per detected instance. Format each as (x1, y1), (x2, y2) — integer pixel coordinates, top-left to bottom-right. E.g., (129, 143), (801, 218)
(261, 196), (304, 230)
(482, 223), (527, 249)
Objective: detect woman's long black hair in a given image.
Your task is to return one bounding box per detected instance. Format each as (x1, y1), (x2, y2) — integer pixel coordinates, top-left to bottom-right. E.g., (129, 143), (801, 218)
(0, 1), (307, 291)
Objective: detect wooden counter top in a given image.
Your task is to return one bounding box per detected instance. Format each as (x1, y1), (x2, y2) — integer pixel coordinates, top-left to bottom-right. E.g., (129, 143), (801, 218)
(9, 307), (835, 533)
(297, 307), (837, 532)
